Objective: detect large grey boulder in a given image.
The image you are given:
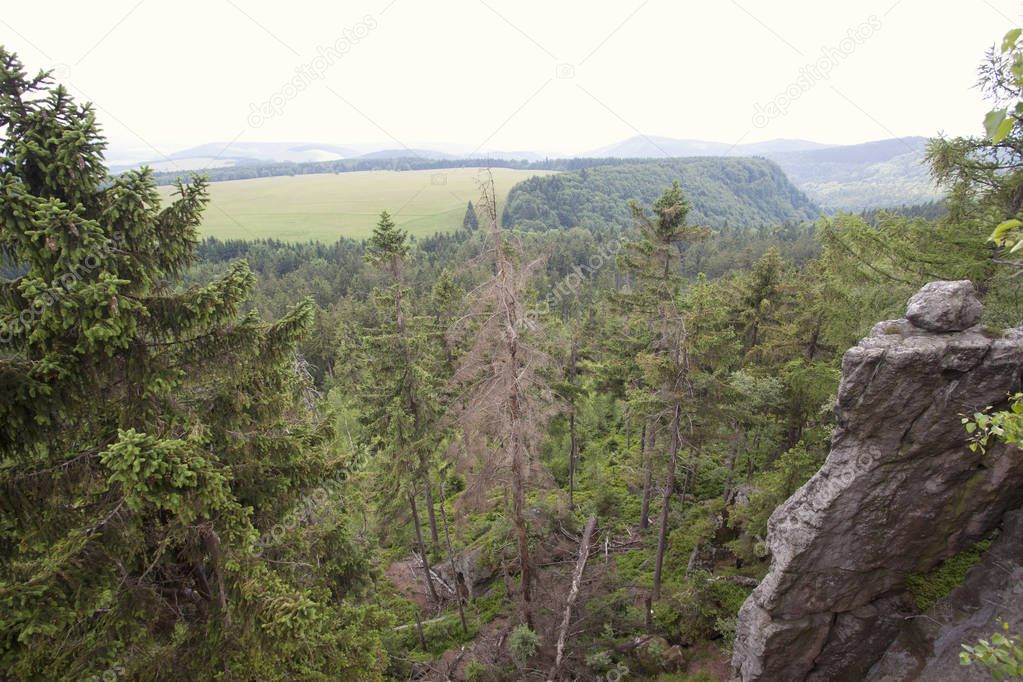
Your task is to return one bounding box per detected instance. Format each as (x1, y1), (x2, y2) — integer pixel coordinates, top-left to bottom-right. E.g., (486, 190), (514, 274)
(436, 546), (496, 600)
(731, 281), (1023, 681)
(905, 280), (983, 332)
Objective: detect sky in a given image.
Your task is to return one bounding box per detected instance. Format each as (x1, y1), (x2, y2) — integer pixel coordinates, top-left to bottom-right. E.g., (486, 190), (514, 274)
(1, 0), (1021, 163)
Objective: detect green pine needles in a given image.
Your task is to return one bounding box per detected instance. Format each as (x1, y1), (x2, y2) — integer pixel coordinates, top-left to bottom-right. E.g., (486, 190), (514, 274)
(0, 48), (385, 680)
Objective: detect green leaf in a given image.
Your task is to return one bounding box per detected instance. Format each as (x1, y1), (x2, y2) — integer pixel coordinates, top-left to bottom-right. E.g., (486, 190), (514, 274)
(1012, 55), (1023, 82)
(1003, 28), (1022, 53)
(985, 109), (1009, 142)
(991, 219), (1023, 243)
(996, 116), (1015, 143)
(987, 109), (1015, 143)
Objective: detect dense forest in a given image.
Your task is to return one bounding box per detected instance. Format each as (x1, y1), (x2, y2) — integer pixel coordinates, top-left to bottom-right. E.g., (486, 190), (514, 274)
(3, 22), (1023, 682)
(501, 158), (818, 231)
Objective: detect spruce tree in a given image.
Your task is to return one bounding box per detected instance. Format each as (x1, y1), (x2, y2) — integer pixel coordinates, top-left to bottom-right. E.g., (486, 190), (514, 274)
(0, 50), (384, 680)
(618, 182), (709, 602)
(734, 246), (787, 360)
(359, 210), (446, 598)
(462, 200), (478, 231)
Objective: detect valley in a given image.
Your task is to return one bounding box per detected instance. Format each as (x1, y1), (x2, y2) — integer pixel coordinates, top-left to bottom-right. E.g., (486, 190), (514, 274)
(2, 5), (1021, 682)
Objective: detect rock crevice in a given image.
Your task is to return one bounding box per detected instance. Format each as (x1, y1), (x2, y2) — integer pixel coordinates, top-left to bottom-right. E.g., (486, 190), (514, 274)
(731, 281), (1023, 681)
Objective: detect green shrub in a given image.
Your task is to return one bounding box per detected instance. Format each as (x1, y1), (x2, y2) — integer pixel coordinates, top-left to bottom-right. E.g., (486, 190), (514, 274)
(509, 624), (539, 666)
(656, 673), (716, 682)
(960, 621), (1023, 681)
(464, 659), (486, 682)
(586, 588), (644, 636)
(612, 549), (654, 588)
(906, 539), (991, 610)
(653, 573), (754, 645)
(585, 648), (613, 673)
(471, 582), (507, 624)
(714, 615), (738, 647)
(708, 579), (753, 615)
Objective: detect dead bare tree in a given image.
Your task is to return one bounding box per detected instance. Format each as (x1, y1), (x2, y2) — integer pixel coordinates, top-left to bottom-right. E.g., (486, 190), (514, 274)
(448, 170), (554, 628)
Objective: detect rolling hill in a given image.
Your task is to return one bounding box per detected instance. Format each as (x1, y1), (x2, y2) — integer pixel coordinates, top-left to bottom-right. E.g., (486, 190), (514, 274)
(589, 135), (943, 211)
(502, 157), (818, 231)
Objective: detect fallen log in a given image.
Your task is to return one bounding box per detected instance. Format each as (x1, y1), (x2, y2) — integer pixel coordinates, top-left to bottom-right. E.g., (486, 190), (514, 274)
(392, 614), (452, 632)
(547, 515), (597, 682)
(708, 574), (759, 587)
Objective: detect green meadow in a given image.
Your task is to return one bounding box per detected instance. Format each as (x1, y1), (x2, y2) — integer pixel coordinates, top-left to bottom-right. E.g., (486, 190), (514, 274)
(157, 167), (554, 242)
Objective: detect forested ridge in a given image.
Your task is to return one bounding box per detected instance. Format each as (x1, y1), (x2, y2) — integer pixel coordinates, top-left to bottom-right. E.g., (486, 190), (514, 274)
(3, 23), (1023, 682)
(501, 158), (819, 231)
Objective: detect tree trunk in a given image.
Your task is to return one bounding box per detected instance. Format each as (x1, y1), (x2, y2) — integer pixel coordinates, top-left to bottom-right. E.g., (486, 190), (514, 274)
(409, 491), (439, 602)
(421, 465), (439, 546)
(804, 316), (821, 360)
(568, 411), (577, 510)
(652, 403), (681, 601)
(395, 281), (439, 548)
(505, 276), (533, 626)
(511, 466), (533, 627)
(414, 609), (427, 649)
(568, 337), (578, 510)
(203, 528), (230, 627)
(439, 485), (468, 634)
(639, 419), (655, 530)
(722, 426), (744, 503)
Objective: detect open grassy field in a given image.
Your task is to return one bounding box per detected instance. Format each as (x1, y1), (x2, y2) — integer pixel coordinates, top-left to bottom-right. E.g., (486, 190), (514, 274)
(157, 167), (555, 242)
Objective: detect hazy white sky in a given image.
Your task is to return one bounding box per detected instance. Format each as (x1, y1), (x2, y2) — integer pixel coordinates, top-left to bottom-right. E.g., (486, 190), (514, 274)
(1, 0), (1020, 161)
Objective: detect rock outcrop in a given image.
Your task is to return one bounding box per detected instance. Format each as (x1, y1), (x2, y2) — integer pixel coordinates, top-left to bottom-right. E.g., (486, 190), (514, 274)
(867, 509), (1023, 681)
(731, 281), (1023, 681)
(436, 546), (496, 600)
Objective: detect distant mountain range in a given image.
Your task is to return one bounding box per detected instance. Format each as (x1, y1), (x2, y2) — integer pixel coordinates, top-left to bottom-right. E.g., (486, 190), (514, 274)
(765, 137), (940, 211)
(121, 135), (944, 211)
(585, 136), (834, 157)
(112, 142), (546, 173)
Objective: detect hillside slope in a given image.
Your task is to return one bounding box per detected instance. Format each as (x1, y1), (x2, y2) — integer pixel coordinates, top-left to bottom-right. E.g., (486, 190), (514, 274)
(767, 137), (941, 211)
(588, 136), (943, 211)
(502, 157), (819, 230)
